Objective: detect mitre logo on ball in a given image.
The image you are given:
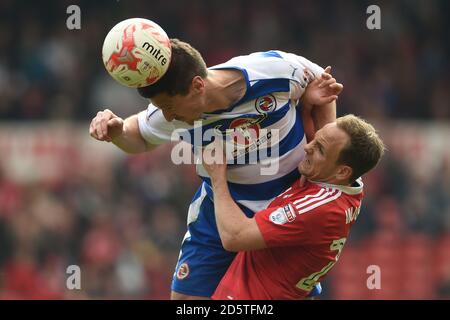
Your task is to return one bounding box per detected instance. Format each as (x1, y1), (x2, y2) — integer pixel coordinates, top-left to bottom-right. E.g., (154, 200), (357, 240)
(102, 18), (172, 88)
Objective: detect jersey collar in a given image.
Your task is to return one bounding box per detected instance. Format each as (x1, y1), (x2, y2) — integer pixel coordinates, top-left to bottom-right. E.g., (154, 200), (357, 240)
(307, 178), (364, 195)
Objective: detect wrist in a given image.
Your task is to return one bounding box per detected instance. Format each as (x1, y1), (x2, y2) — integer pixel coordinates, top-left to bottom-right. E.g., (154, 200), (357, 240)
(210, 172), (227, 186)
(300, 94), (313, 109)
(111, 123), (126, 144)
(111, 134), (123, 145)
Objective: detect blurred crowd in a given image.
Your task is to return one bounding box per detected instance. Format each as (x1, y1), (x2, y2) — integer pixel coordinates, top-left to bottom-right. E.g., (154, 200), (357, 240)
(0, 143), (200, 299)
(0, 0), (449, 121)
(0, 0), (449, 299)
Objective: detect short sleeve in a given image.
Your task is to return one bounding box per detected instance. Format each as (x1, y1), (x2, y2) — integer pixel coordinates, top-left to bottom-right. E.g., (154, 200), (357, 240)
(255, 187), (351, 248)
(277, 52), (325, 100)
(137, 104), (176, 145)
(255, 202), (310, 247)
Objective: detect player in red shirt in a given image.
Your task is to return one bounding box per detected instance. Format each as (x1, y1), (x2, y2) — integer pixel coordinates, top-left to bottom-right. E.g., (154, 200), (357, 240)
(203, 114), (385, 300)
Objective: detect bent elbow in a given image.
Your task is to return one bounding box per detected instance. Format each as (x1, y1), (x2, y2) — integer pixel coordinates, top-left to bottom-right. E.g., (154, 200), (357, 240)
(221, 235), (240, 252)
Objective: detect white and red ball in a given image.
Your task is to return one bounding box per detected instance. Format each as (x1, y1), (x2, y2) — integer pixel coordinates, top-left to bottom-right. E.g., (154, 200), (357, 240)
(102, 18), (171, 88)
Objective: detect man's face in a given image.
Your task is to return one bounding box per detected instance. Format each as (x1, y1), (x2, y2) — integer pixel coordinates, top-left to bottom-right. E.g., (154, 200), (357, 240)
(298, 123), (350, 182)
(150, 91), (204, 125)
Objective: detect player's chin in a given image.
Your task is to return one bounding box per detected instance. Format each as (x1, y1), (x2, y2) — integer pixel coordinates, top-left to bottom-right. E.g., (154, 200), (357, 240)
(185, 117), (202, 125)
(175, 117), (189, 124)
(298, 161), (309, 175)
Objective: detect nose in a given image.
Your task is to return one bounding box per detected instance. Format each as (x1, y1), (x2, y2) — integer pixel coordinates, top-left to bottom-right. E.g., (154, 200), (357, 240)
(304, 142), (313, 154)
(162, 110), (175, 122)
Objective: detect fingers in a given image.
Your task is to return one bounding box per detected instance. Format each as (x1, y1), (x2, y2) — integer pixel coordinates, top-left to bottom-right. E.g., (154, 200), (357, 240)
(320, 72), (332, 81)
(299, 175), (307, 187)
(319, 66), (334, 87)
(107, 117), (123, 128)
(201, 140), (228, 178)
(89, 121), (96, 139)
(329, 83), (344, 94)
(100, 116), (111, 141)
(329, 83), (343, 89)
(319, 77), (336, 88)
(316, 95), (339, 105)
(318, 78), (344, 95)
(96, 110), (111, 141)
(323, 95), (338, 104)
(89, 109), (116, 142)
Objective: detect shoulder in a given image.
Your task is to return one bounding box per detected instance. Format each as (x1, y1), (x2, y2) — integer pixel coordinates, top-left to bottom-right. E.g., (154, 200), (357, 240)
(142, 104), (194, 130)
(256, 183), (344, 229)
(138, 103), (196, 144)
(290, 184), (344, 216)
(138, 104), (171, 129)
(292, 181), (365, 228)
(210, 50), (302, 82)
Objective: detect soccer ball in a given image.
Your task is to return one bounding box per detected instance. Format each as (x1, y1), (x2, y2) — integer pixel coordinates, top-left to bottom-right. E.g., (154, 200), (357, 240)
(102, 18), (172, 88)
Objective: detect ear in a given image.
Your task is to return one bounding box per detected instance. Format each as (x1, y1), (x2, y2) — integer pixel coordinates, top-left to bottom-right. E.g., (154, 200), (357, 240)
(191, 76), (205, 94)
(335, 165), (353, 183)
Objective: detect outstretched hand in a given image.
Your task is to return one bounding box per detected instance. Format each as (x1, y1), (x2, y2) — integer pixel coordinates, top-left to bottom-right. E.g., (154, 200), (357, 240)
(303, 66), (344, 106)
(89, 109), (124, 142)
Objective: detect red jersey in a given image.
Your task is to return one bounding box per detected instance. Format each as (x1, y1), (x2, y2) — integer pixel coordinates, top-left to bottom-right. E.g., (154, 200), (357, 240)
(212, 179), (364, 300)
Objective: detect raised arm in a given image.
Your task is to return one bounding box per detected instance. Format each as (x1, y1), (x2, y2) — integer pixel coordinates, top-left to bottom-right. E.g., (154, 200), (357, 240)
(300, 66), (342, 135)
(202, 144), (266, 252)
(89, 109), (157, 154)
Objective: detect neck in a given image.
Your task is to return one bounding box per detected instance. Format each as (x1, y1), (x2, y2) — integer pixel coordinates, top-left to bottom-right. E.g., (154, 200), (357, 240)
(308, 178), (351, 187)
(202, 69), (246, 113)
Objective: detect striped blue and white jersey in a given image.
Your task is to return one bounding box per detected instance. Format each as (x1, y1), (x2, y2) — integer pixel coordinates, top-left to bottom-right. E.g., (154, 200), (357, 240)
(137, 50), (324, 218)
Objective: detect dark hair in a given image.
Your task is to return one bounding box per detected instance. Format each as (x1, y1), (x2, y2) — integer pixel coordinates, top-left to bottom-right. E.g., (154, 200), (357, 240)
(336, 114), (385, 182)
(137, 39), (207, 98)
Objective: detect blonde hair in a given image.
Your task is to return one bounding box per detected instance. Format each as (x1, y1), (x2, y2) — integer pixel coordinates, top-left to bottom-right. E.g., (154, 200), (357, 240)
(336, 114), (385, 182)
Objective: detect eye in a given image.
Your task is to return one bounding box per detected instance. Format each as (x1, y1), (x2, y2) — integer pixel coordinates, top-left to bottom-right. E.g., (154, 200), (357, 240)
(315, 142), (324, 155)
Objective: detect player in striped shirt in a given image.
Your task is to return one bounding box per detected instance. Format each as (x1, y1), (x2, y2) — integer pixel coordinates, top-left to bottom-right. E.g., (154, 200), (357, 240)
(89, 39), (342, 299)
(203, 115), (385, 300)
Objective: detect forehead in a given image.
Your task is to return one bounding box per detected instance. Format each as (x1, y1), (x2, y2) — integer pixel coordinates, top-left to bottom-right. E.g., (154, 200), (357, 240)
(316, 123), (349, 147)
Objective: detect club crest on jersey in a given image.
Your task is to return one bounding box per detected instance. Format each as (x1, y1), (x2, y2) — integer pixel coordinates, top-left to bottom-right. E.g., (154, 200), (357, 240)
(214, 114), (267, 146)
(255, 95), (277, 114)
(176, 262), (190, 280)
(269, 204), (296, 225)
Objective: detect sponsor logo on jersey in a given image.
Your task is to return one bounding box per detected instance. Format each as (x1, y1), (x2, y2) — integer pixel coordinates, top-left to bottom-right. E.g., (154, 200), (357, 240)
(229, 117), (261, 146)
(283, 204), (296, 222)
(176, 262), (190, 280)
(269, 204), (296, 225)
(269, 207), (288, 225)
(212, 113), (276, 162)
(214, 114), (267, 146)
(255, 95), (277, 114)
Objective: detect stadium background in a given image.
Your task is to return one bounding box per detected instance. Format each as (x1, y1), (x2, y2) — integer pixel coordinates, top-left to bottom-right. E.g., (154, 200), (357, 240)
(0, 0), (449, 299)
